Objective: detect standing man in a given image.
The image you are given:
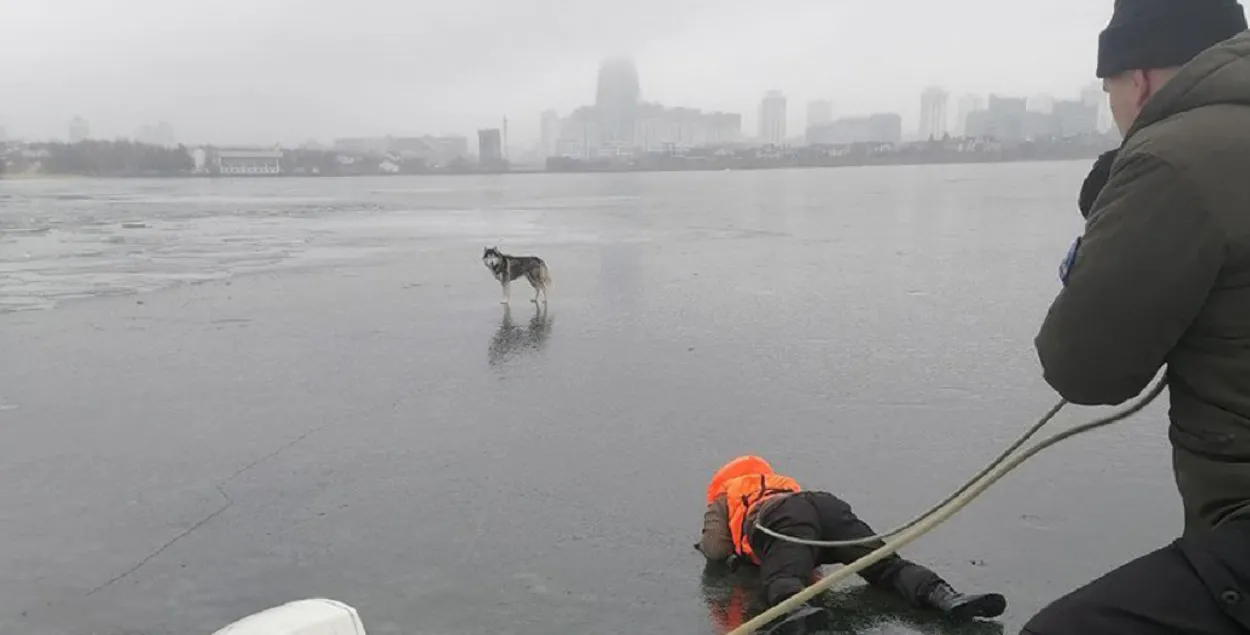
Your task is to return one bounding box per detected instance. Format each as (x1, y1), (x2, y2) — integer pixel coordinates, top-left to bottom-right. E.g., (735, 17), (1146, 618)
(1027, 0), (1250, 633)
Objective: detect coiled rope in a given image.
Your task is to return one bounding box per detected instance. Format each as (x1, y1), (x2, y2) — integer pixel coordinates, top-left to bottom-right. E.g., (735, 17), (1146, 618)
(725, 374), (1169, 635)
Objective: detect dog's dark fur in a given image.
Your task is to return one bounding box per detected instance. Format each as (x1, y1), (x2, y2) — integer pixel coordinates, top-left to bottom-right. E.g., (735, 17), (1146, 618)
(482, 246), (551, 305)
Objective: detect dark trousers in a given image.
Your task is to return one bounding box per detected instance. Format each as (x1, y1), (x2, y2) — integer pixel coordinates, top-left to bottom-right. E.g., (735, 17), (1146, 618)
(750, 491), (944, 607)
(1021, 518), (1250, 634)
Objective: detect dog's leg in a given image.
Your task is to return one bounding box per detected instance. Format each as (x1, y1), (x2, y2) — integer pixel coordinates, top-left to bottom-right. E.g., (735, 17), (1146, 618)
(498, 260), (513, 305)
(540, 264), (550, 304)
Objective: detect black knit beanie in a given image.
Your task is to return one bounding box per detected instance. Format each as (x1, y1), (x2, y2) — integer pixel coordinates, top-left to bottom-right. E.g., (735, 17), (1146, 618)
(1098, 0), (1248, 77)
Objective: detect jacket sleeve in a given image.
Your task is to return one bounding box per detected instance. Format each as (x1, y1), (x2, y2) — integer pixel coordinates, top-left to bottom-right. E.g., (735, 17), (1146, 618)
(698, 494), (734, 562)
(1035, 151), (1226, 405)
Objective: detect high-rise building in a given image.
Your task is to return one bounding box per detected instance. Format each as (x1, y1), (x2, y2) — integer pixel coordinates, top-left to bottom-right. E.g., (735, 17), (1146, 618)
(595, 57), (641, 149)
(540, 109), (560, 158)
(918, 86), (949, 141)
(807, 100), (833, 130)
(478, 128), (503, 163)
(552, 58), (746, 158)
(954, 94), (983, 137)
(69, 116), (90, 143)
(759, 90), (787, 145)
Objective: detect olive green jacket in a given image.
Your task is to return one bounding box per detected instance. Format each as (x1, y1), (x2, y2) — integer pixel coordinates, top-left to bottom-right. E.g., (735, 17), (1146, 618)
(1036, 30), (1250, 534)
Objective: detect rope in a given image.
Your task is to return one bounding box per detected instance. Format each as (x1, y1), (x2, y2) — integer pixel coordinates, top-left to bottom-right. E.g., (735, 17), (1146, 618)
(724, 374), (1169, 635)
(755, 399), (1066, 549)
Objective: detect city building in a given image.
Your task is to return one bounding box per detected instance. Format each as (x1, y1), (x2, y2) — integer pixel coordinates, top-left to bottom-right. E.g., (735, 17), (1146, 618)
(69, 116), (90, 143)
(954, 94), (984, 137)
(392, 136), (470, 163)
(332, 135), (469, 164)
(428, 136), (470, 162)
(918, 87), (949, 140)
(209, 147), (282, 175)
(967, 93), (1097, 141)
(332, 137), (393, 155)
(807, 113), (902, 146)
(552, 103), (741, 159)
(1051, 99), (1100, 137)
(478, 128), (503, 163)
(554, 107), (601, 159)
(299, 139), (331, 151)
(540, 109), (561, 158)
(807, 100), (834, 130)
(549, 58), (744, 159)
(965, 95), (1027, 141)
(634, 105), (741, 151)
(759, 90), (787, 146)
(596, 57), (642, 150)
(1024, 109), (1055, 139)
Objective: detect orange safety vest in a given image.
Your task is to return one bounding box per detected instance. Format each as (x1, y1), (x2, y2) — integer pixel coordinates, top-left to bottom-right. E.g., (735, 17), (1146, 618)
(705, 456), (802, 564)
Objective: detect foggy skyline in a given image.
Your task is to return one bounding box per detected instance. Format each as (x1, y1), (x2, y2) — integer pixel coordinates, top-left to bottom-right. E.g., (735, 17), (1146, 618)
(1, 0), (1158, 147)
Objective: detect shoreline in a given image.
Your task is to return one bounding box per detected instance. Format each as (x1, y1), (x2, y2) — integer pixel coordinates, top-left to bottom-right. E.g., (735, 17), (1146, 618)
(0, 152), (1107, 181)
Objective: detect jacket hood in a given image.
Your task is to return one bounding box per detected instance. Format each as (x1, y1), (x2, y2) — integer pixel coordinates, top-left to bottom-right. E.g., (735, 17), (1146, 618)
(705, 455), (774, 505)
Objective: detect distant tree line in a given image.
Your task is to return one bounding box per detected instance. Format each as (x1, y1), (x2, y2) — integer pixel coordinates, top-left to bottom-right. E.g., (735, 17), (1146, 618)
(30, 140), (194, 176)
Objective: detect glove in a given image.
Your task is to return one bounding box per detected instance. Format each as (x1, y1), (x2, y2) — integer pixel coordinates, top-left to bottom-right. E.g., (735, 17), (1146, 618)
(1078, 149), (1118, 219)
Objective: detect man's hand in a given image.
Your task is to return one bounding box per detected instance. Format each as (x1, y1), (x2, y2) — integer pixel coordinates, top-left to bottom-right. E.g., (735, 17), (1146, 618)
(1079, 149), (1118, 219)
(1037, 151), (1225, 405)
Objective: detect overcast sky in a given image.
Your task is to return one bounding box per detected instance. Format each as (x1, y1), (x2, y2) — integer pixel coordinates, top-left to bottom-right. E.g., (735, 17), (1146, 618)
(1, 0), (1133, 147)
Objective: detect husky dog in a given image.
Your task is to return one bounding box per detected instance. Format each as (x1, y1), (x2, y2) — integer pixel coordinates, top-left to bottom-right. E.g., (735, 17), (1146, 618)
(482, 246), (551, 305)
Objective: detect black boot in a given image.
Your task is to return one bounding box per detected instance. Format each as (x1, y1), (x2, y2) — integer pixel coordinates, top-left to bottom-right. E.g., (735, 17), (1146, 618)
(923, 582), (1006, 620)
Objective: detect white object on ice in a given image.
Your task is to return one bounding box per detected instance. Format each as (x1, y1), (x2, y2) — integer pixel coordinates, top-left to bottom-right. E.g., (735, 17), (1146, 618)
(211, 598), (365, 635)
